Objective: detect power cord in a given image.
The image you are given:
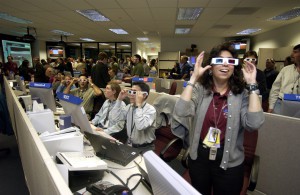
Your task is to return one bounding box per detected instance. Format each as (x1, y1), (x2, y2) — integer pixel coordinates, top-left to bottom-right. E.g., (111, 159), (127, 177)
(107, 170), (142, 192)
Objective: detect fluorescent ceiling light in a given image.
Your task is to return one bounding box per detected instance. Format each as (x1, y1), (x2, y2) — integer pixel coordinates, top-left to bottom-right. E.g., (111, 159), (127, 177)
(80, 38), (95, 42)
(109, 29), (128, 34)
(76, 10), (109, 22)
(236, 28), (261, 35)
(51, 30), (74, 36)
(0, 12), (32, 24)
(137, 37), (149, 41)
(177, 8), (203, 20)
(110, 46), (115, 48)
(99, 43), (109, 45)
(268, 7), (300, 20)
(121, 44), (130, 47)
(175, 28), (191, 34)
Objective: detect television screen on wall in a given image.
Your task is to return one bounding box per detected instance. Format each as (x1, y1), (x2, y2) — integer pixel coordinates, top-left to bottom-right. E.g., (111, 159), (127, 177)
(47, 46), (64, 58)
(2, 40), (33, 67)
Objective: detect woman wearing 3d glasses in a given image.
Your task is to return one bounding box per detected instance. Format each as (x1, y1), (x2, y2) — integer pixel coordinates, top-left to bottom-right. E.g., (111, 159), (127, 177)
(173, 42), (264, 195)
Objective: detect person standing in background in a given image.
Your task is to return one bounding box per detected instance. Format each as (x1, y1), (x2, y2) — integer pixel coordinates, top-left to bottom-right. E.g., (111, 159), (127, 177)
(180, 55), (192, 81)
(3, 56), (18, 76)
(91, 52), (111, 88)
(243, 51), (268, 103)
(264, 58), (279, 93)
(268, 44), (300, 114)
(131, 54), (144, 77)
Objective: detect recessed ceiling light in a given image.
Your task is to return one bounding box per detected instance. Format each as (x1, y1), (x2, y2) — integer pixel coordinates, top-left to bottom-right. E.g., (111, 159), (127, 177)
(236, 28), (261, 35)
(177, 8), (203, 20)
(51, 30), (74, 36)
(0, 12), (32, 24)
(137, 37), (149, 41)
(109, 29), (128, 34)
(80, 38), (95, 42)
(175, 28), (191, 34)
(268, 7), (300, 20)
(76, 10), (110, 22)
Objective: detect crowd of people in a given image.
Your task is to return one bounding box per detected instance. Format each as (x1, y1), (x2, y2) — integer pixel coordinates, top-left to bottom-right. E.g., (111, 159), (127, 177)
(1, 42), (300, 195)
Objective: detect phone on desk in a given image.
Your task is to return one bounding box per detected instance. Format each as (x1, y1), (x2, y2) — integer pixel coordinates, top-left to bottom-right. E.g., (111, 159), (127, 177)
(86, 180), (132, 195)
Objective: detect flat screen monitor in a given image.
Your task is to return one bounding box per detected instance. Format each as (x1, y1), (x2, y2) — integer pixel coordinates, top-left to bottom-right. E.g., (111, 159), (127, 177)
(143, 151), (201, 195)
(29, 82), (56, 112)
(47, 46), (65, 58)
(189, 56), (196, 65)
(281, 100), (300, 118)
(2, 40), (33, 68)
(56, 92), (93, 133)
(15, 75), (27, 95)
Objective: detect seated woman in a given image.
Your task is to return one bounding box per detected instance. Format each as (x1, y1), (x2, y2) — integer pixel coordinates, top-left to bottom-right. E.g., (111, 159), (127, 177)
(90, 82), (126, 135)
(56, 75), (76, 94)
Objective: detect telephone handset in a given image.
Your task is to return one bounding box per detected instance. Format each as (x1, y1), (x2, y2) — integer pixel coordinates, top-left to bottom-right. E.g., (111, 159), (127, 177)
(86, 180), (132, 195)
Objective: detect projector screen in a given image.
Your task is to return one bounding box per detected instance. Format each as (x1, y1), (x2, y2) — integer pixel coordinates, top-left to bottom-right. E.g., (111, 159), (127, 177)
(2, 40), (33, 68)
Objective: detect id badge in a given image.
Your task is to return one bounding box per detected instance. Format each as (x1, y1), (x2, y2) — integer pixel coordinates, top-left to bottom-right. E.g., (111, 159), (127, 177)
(203, 127), (221, 148)
(209, 146), (217, 160)
(127, 138), (132, 147)
(103, 120), (109, 128)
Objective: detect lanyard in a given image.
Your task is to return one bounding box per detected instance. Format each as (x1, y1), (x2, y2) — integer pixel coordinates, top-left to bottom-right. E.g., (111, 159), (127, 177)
(212, 97), (226, 129)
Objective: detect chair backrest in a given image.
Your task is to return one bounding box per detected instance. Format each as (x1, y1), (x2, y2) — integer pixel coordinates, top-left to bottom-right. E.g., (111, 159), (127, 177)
(152, 95), (182, 162)
(169, 81), (177, 95)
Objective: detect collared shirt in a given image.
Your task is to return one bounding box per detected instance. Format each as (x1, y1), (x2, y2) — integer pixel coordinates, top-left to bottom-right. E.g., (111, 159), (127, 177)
(269, 64), (300, 109)
(110, 100), (156, 145)
(70, 87), (95, 114)
(200, 91), (228, 143)
(91, 99), (126, 135)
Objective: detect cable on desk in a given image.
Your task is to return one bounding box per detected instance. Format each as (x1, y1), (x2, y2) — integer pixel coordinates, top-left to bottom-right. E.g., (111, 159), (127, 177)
(126, 173), (142, 192)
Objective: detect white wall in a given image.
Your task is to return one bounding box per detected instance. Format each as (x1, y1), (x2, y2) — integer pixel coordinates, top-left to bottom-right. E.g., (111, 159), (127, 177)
(161, 37), (224, 53)
(252, 20), (300, 52)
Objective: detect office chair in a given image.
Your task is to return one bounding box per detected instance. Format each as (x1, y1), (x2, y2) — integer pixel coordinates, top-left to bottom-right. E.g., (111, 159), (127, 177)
(154, 113), (182, 162)
(180, 130), (260, 195)
(169, 81), (177, 95)
(240, 130), (260, 195)
(153, 95), (183, 162)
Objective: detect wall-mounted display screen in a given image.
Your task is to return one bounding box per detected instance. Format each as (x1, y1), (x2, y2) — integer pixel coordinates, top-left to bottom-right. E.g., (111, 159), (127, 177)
(2, 40), (33, 67)
(47, 46), (64, 58)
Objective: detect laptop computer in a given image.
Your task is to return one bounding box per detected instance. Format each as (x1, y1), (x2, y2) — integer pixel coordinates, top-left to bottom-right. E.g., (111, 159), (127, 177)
(84, 131), (140, 166)
(134, 161), (153, 194)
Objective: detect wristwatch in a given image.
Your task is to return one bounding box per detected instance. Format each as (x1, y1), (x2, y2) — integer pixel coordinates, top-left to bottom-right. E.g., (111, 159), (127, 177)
(246, 83), (258, 91)
(186, 81), (195, 87)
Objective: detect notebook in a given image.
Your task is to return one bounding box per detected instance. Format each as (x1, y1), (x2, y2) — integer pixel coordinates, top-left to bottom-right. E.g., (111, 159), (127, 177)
(134, 161), (153, 194)
(84, 131), (140, 166)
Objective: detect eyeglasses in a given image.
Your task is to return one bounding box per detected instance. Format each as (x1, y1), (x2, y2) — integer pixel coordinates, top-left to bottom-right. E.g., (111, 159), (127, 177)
(244, 58), (257, 62)
(127, 90), (148, 96)
(79, 79), (88, 82)
(211, 58), (239, 66)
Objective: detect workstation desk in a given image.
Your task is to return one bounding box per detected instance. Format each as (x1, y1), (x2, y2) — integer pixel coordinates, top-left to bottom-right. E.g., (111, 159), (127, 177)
(4, 77), (150, 195)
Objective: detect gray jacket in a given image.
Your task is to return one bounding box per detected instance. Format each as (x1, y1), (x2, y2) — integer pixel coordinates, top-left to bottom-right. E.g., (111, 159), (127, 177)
(172, 84), (264, 170)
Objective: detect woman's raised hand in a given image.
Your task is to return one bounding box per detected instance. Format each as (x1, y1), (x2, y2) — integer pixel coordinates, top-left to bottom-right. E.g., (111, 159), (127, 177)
(190, 51), (211, 83)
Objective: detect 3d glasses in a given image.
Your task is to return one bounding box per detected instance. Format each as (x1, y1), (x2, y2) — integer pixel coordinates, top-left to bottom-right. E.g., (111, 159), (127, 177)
(211, 58), (239, 66)
(244, 58), (257, 62)
(79, 79), (88, 82)
(127, 90), (148, 96)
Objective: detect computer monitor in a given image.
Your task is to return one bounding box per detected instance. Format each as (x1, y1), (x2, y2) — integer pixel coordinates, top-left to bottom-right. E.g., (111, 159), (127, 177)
(29, 82), (56, 112)
(56, 92), (93, 133)
(15, 75), (27, 95)
(281, 99), (300, 118)
(143, 151), (201, 195)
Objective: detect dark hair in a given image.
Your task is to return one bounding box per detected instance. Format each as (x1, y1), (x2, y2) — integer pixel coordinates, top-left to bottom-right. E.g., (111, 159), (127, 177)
(150, 59), (156, 66)
(243, 50), (258, 59)
(200, 42), (245, 95)
(98, 52), (108, 60)
(79, 74), (88, 78)
(111, 56), (117, 62)
(108, 82), (121, 99)
(21, 60), (29, 67)
(134, 54), (141, 61)
(293, 44), (300, 51)
(132, 81), (150, 99)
